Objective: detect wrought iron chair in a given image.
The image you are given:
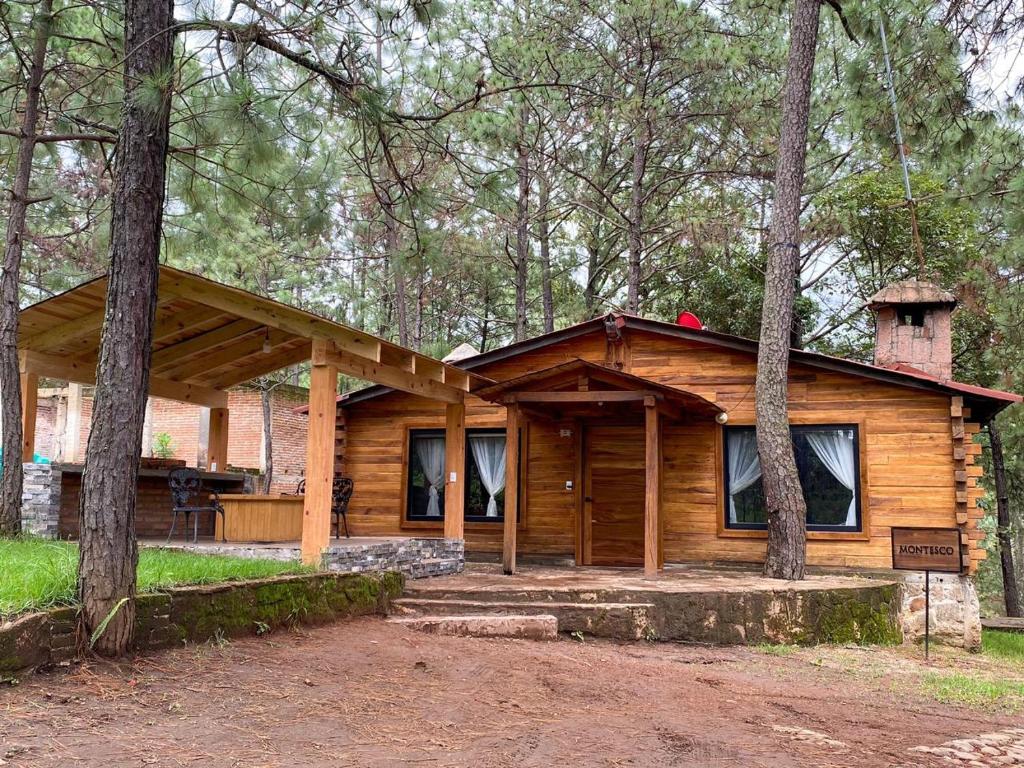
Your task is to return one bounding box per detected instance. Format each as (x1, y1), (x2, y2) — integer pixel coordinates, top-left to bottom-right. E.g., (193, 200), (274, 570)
(296, 476), (353, 539)
(166, 467), (225, 544)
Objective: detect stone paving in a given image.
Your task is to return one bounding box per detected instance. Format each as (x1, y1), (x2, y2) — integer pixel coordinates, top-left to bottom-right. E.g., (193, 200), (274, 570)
(911, 729), (1024, 766)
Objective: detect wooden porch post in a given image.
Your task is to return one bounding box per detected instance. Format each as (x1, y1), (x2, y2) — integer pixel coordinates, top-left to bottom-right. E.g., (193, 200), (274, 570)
(301, 339), (339, 566)
(644, 397), (662, 576)
(207, 407), (229, 472)
(444, 399), (466, 539)
(502, 400), (520, 574)
(21, 372), (38, 462)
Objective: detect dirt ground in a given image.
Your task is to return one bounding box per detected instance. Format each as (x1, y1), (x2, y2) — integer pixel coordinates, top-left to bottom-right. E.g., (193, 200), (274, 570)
(1, 617), (1021, 768)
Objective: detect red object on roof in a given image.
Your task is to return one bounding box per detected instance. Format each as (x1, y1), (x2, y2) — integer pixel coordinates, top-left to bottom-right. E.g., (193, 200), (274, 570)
(675, 311), (703, 330)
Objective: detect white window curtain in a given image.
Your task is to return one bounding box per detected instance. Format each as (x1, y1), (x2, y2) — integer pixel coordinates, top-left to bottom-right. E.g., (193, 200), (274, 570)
(414, 436), (445, 516)
(727, 430), (762, 524)
(805, 429), (857, 527)
(469, 435), (507, 517)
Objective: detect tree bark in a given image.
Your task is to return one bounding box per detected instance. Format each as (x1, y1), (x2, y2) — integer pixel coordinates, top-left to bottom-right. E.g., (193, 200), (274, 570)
(77, 0), (173, 656)
(990, 419), (1021, 617)
(261, 385), (274, 494)
(755, 0), (821, 581)
(514, 116), (530, 343)
(538, 167), (554, 334)
(626, 115), (649, 314)
(0, 0), (53, 536)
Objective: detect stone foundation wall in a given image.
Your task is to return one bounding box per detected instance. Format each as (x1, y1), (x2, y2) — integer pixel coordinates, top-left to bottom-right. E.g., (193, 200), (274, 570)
(0, 570), (403, 677)
(323, 538), (464, 579)
(898, 572), (981, 651)
(21, 463), (61, 538)
(165, 538), (465, 579)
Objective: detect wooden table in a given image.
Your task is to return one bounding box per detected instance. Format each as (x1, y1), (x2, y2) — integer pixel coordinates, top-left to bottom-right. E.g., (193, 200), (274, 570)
(214, 494), (304, 542)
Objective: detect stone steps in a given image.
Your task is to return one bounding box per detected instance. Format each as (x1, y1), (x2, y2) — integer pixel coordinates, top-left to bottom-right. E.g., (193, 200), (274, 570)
(393, 597), (656, 639)
(388, 614), (558, 640)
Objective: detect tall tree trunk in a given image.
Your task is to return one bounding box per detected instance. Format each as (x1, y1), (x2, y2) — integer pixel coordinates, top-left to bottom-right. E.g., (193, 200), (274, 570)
(0, 0), (53, 536)
(261, 385), (273, 494)
(755, 0), (821, 581)
(538, 168), (554, 334)
(77, 0), (173, 656)
(514, 124), (530, 343)
(990, 419), (1021, 617)
(385, 207), (409, 346)
(626, 116), (649, 314)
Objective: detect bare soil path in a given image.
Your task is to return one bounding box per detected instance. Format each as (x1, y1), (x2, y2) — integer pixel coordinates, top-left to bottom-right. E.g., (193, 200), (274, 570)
(1, 618), (1020, 767)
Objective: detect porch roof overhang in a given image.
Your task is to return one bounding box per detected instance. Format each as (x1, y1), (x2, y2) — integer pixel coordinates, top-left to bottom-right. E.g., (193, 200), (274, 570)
(475, 359), (723, 422)
(17, 265), (490, 408)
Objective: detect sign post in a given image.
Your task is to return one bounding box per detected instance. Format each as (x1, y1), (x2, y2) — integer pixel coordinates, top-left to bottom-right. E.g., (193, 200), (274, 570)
(891, 527), (963, 661)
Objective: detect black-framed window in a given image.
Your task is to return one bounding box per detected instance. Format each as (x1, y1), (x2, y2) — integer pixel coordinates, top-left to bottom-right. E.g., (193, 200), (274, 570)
(723, 425), (862, 532)
(406, 428), (520, 524)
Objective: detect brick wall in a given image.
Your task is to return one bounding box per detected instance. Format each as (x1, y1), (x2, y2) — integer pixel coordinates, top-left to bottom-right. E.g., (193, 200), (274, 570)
(37, 384), (309, 492)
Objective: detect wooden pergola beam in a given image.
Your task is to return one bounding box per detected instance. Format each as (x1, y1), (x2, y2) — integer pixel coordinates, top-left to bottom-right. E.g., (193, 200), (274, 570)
(318, 342), (467, 404)
(20, 290), (180, 353)
(19, 350), (228, 409)
(150, 318), (262, 372)
(207, 342), (312, 390)
(160, 270), (383, 363)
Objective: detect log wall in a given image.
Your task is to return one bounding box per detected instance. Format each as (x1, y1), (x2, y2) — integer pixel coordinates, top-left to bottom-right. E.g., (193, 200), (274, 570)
(338, 329), (986, 571)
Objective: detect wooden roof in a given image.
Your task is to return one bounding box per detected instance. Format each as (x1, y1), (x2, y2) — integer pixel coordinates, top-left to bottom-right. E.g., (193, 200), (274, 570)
(18, 265), (487, 408)
(475, 359), (723, 421)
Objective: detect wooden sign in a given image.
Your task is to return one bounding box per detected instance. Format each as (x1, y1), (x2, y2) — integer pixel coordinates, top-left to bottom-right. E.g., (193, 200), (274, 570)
(891, 527), (962, 573)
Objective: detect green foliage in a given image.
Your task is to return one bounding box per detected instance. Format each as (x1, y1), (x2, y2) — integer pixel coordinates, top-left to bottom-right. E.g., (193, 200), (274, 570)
(151, 432), (175, 460)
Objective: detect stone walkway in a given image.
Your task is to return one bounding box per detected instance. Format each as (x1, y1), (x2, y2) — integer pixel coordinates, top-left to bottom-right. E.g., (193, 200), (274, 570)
(911, 729), (1024, 766)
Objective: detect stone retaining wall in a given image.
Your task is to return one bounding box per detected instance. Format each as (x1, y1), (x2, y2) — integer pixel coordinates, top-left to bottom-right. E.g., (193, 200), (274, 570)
(21, 463), (61, 538)
(323, 538), (464, 579)
(0, 570), (403, 677)
(166, 538), (465, 579)
(898, 572), (981, 651)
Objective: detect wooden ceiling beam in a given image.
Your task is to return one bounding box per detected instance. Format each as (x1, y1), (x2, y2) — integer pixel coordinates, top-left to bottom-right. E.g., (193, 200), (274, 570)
(19, 350), (228, 408)
(160, 269), (382, 363)
(150, 319), (263, 373)
(162, 328), (293, 382)
(207, 342), (312, 389)
(319, 343), (465, 404)
(21, 289), (181, 353)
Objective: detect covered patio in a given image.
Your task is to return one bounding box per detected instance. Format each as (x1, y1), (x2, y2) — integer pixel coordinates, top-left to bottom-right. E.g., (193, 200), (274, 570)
(17, 265), (488, 565)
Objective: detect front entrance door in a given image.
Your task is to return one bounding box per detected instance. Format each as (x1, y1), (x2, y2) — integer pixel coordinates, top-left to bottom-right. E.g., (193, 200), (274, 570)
(584, 425), (645, 566)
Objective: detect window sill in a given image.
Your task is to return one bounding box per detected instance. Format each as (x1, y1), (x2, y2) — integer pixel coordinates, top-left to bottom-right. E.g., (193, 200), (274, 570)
(400, 518), (526, 533)
(717, 527), (871, 542)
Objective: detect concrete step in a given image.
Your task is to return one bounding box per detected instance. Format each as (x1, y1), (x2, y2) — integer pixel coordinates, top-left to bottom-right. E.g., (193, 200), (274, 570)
(393, 597), (656, 640)
(388, 614), (558, 640)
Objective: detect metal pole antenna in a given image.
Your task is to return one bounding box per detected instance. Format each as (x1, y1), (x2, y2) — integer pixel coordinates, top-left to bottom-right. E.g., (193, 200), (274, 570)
(879, 12), (926, 276)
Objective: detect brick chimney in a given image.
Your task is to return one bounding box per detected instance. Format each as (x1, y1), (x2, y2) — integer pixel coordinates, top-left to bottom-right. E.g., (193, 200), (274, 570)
(868, 279), (957, 380)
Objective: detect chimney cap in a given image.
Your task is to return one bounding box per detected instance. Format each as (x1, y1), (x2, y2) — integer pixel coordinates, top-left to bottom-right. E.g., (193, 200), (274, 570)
(867, 278), (957, 310)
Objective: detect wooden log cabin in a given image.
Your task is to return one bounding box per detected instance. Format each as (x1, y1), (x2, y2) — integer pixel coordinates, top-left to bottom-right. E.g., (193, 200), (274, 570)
(333, 280), (1021, 575)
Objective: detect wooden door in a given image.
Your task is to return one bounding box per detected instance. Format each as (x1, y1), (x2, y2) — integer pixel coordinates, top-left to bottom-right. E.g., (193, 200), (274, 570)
(584, 425), (645, 566)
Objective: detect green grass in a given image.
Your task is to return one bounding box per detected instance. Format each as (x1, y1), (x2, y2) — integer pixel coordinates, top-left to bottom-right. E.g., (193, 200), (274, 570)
(755, 643), (799, 656)
(921, 672), (1024, 711)
(0, 538), (309, 618)
(982, 628), (1024, 660)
